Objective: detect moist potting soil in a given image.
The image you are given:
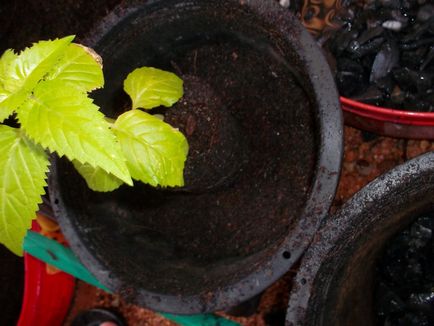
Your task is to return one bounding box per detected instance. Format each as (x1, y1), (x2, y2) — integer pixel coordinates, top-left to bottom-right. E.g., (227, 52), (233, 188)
(0, 0), (122, 53)
(319, 0), (434, 111)
(66, 30), (317, 295)
(375, 213), (434, 325)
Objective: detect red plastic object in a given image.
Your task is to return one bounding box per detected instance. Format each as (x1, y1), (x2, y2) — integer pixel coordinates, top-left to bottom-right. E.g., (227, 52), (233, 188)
(341, 96), (434, 139)
(17, 222), (75, 326)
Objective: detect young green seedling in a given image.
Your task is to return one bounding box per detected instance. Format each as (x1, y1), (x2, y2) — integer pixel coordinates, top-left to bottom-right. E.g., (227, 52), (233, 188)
(0, 36), (188, 255)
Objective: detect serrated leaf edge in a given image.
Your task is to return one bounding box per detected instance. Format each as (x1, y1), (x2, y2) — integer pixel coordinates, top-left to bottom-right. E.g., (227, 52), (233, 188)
(0, 127), (49, 255)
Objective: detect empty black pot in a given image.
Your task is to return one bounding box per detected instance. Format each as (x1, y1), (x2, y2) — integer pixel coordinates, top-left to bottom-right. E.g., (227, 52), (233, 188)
(286, 152), (434, 326)
(50, 0), (342, 314)
(0, 246), (24, 326)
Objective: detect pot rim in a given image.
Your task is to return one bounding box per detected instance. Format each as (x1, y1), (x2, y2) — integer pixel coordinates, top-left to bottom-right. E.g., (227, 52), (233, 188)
(286, 152), (434, 325)
(18, 221), (75, 326)
(341, 96), (434, 126)
(341, 96), (434, 139)
(51, 0), (343, 314)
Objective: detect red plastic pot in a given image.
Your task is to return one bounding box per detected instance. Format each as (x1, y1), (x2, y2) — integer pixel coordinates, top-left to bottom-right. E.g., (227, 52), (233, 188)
(17, 221), (75, 326)
(341, 95), (434, 140)
(299, 0), (434, 140)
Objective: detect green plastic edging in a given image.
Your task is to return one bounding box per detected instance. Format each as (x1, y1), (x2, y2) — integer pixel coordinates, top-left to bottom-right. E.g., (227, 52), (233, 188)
(162, 313), (240, 326)
(23, 231), (241, 326)
(23, 231), (111, 291)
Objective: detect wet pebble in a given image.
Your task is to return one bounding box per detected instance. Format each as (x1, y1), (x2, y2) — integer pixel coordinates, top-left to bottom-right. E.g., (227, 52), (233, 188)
(382, 20), (404, 31)
(322, 0), (434, 111)
(417, 4), (434, 22)
(375, 213), (434, 325)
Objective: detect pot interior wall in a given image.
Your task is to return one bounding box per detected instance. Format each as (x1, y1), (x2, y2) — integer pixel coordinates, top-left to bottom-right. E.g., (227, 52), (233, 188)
(0, 246), (24, 325)
(53, 1), (319, 296)
(304, 174), (434, 326)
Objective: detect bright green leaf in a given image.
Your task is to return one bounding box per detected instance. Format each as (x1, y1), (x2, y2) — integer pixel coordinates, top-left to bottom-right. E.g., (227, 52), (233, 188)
(17, 79), (132, 186)
(0, 85), (13, 123)
(0, 125), (49, 255)
(0, 87), (27, 117)
(73, 160), (124, 192)
(4, 35), (74, 92)
(124, 67), (183, 110)
(113, 109), (188, 187)
(0, 49), (17, 86)
(46, 43), (104, 92)
(2, 36), (74, 110)
(0, 87), (8, 105)
(0, 50), (18, 121)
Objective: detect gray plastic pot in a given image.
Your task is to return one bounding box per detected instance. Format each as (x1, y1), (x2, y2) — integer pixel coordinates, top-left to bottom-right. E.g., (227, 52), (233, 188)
(286, 152), (434, 326)
(50, 0), (342, 314)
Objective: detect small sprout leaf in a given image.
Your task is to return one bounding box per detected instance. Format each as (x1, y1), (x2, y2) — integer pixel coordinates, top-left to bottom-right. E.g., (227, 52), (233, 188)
(114, 109), (188, 187)
(124, 67), (183, 109)
(73, 161), (124, 192)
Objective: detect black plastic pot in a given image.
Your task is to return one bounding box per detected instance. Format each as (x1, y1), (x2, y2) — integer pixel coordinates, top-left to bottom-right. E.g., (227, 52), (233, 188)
(50, 0), (342, 314)
(0, 246), (24, 326)
(286, 152), (434, 326)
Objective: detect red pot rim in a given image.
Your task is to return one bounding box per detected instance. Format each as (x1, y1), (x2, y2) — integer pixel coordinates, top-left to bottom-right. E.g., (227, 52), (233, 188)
(341, 97), (434, 126)
(17, 222), (75, 326)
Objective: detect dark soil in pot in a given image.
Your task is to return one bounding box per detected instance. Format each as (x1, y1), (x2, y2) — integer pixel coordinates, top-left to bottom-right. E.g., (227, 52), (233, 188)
(93, 35), (316, 262)
(0, 0), (121, 53)
(49, 0), (342, 314)
(0, 246), (24, 326)
(375, 213), (434, 325)
(286, 152), (434, 326)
